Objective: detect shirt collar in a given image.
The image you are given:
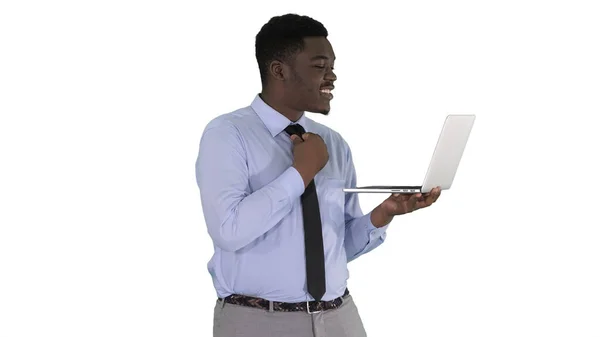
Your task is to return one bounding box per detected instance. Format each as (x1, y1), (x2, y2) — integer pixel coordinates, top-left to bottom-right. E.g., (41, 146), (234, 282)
(251, 94), (309, 137)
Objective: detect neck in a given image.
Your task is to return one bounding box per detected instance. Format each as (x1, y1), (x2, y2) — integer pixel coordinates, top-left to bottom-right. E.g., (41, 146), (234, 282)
(259, 90), (303, 122)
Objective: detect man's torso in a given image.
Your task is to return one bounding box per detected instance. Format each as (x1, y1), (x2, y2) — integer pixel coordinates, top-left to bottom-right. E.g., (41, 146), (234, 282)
(205, 104), (351, 302)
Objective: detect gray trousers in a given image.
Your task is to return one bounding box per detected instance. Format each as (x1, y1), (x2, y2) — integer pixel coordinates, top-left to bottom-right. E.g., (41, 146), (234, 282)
(213, 295), (368, 337)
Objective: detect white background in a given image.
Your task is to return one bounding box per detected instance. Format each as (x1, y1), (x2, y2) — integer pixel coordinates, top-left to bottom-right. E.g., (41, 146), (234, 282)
(1, 0), (599, 336)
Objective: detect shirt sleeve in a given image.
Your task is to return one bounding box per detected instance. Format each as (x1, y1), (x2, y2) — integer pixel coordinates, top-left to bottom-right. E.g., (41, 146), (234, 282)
(195, 119), (305, 252)
(342, 141), (389, 262)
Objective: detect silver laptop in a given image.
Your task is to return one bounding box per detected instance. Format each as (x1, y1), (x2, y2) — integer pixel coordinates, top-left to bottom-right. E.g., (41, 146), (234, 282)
(343, 114), (475, 194)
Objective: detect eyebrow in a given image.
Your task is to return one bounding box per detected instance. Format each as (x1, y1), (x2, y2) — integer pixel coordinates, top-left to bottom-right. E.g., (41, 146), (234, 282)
(310, 55), (336, 61)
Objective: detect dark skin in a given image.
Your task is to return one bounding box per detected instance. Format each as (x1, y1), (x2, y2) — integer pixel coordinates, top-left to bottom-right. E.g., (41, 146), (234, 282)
(260, 36), (336, 121)
(261, 36), (442, 227)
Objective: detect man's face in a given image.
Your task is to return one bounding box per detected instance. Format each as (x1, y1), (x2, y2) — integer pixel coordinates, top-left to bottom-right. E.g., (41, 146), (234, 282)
(284, 37), (337, 115)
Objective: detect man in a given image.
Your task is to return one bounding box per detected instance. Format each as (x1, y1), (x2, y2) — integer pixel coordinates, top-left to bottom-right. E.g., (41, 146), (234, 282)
(195, 13), (441, 337)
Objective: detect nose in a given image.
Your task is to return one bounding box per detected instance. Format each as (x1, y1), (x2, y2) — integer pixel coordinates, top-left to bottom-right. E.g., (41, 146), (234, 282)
(325, 67), (337, 82)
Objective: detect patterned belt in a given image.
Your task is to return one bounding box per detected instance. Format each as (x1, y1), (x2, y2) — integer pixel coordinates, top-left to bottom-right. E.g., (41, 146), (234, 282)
(219, 288), (350, 314)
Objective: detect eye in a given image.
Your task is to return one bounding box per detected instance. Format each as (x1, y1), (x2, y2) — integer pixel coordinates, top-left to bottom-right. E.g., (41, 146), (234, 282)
(314, 65), (326, 69)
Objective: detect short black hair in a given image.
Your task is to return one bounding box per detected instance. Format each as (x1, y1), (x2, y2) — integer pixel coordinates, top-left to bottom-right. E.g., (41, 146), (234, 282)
(255, 14), (328, 87)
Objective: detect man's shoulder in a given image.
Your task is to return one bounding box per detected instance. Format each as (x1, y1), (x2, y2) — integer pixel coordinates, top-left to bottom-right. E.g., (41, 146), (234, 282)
(203, 105), (257, 134)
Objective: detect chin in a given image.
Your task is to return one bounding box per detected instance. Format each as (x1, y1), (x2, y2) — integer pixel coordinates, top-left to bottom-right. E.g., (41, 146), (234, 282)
(309, 103), (331, 115)
(319, 105), (331, 115)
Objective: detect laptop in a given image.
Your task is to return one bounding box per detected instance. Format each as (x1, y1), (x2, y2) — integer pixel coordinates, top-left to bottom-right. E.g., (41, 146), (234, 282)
(343, 114), (476, 194)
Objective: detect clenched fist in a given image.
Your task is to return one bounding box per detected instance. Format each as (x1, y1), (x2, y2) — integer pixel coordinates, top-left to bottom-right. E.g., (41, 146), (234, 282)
(290, 133), (329, 187)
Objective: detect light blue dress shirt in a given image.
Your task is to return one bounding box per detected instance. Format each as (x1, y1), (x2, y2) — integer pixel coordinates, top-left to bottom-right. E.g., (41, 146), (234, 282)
(195, 94), (388, 302)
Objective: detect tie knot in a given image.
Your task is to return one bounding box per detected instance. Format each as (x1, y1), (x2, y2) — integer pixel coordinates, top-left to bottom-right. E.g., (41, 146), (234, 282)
(284, 123), (305, 137)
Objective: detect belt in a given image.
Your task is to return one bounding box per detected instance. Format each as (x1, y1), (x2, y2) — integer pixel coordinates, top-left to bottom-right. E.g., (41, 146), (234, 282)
(218, 288), (350, 314)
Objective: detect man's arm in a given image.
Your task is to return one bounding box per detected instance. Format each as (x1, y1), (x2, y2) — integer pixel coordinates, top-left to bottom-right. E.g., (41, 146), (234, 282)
(342, 143), (389, 262)
(195, 120), (305, 252)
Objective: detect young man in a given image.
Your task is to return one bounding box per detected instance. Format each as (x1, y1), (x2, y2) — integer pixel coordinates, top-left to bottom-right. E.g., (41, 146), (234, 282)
(195, 13), (441, 337)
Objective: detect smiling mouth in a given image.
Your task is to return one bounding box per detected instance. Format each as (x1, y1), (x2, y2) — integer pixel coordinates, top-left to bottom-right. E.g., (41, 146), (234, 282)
(320, 88), (333, 99)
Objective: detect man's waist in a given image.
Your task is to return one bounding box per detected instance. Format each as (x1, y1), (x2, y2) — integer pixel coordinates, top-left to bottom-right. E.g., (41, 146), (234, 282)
(218, 288), (350, 313)
(217, 286), (348, 302)
(210, 256), (350, 302)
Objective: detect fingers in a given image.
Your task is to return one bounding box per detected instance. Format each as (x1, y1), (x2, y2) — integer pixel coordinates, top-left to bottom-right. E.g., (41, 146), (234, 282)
(390, 193), (419, 214)
(302, 132), (326, 142)
(424, 194), (435, 207)
(290, 134), (303, 145)
(386, 192), (427, 215)
(431, 187), (441, 202)
(391, 192), (421, 200)
(399, 193), (418, 213)
(290, 132), (318, 143)
(408, 193), (418, 211)
(418, 187), (441, 208)
(388, 187), (441, 215)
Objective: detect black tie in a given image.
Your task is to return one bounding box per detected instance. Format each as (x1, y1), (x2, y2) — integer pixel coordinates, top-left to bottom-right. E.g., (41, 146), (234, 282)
(284, 123), (326, 301)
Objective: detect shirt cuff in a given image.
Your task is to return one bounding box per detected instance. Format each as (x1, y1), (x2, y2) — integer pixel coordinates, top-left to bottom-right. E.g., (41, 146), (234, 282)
(366, 211), (389, 239)
(279, 166), (306, 201)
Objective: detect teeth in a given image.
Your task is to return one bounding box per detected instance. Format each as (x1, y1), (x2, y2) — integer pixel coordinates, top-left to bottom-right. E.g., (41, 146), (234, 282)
(320, 89), (331, 94)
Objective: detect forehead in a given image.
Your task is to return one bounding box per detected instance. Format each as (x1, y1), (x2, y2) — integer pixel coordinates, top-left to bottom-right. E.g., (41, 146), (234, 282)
(298, 37), (336, 61)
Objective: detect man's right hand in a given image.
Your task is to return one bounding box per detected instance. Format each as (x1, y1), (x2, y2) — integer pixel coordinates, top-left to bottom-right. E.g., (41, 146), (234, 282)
(291, 133), (329, 188)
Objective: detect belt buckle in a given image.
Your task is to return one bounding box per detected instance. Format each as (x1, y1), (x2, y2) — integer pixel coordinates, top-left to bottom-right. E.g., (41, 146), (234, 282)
(306, 300), (321, 314)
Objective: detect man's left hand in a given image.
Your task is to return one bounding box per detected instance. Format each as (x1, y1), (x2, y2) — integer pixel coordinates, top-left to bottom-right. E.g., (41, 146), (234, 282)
(383, 186), (442, 215)
(370, 187), (442, 227)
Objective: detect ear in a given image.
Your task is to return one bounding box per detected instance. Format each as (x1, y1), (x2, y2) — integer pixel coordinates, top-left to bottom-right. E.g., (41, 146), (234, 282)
(268, 60), (288, 82)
